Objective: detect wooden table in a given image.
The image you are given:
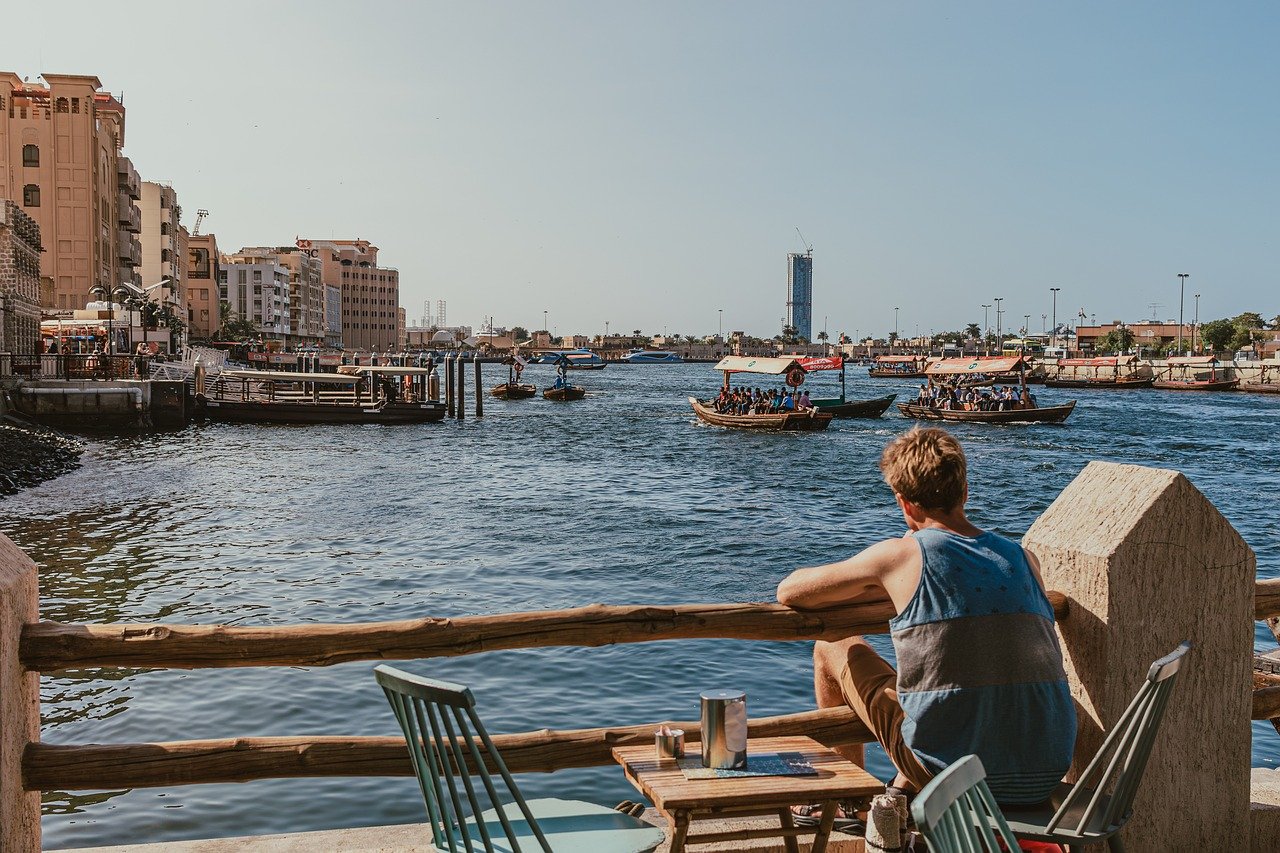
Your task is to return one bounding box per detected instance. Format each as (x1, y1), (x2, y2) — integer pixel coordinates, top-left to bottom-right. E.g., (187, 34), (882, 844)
(613, 735), (882, 853)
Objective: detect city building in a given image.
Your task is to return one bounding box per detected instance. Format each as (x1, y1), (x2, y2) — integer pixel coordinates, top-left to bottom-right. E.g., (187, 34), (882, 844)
(0, 72), (140, 310)
(219, 250), (291, 340)
(295, 238), (399, 351)
(239, 246), (325, 346)
(397, 306), (406, 349)
(0, 199), (42, 352)
(138, 181), (187, 346)
(324, 284), (342, 348)
(1075, 321), (1194, 353)
(786, 250), (813, 341)
(186, 232), (220, 340)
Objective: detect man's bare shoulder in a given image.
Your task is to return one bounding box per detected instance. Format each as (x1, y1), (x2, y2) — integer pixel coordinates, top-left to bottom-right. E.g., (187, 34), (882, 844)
(851, 535), (918, 567)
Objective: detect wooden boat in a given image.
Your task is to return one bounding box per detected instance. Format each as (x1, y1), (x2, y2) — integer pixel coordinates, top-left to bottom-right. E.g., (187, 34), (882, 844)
(690, 356), (834, 431)
(899, 355), (1077, 424)
(543, 354), (586, 400)
(491, 355), (537, 398)
(896, 400), (1076, 424)
(869, 354), (930, 378)
(544, 385), (586, 401)
(800, 354), (896, 417)
(690, 397), (831, 430)
(196, 367), (446, 424)
(1046, 355), (1154, 389)
(1240, 364), (1280, 395)
(1151, 356), (1238, 391)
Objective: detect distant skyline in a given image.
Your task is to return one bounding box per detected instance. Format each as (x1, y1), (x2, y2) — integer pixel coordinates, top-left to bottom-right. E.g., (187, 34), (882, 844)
(4, 1), (1276, 338)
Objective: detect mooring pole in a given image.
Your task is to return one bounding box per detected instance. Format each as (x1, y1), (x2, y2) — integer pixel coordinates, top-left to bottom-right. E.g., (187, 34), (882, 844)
(474, 357), (483, 417)
(445, 356), (455, 416)
(456, 353), (465, 420)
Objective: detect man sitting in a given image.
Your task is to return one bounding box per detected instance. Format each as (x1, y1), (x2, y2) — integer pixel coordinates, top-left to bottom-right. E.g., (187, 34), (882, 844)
(778, 427), (1074, 825)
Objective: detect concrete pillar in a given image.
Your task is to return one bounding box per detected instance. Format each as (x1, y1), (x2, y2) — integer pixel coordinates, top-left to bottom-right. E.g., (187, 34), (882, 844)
(1024, 461), (1254, 850)
(0, 534), (39, 852)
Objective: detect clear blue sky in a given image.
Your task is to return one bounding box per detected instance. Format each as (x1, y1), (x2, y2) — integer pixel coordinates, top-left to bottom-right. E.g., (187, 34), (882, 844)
(5, 1), (1276, 338)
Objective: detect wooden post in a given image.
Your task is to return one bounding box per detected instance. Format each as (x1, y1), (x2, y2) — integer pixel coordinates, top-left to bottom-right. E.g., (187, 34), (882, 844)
(0, 534), (40, 852)
(429, 369), (440, 403)
(474, 357), (483, 417)
(445, 356), (454, 416)
(1024, 461), (1254, 850)
(456, 354), (465, 420)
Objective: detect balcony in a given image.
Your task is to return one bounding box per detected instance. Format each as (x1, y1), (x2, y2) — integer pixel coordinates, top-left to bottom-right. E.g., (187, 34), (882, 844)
(117, 234), (142, 267)
(116, 156), (141, 200)
(117, 198), (141, 233)
(117, 266), (138, 287)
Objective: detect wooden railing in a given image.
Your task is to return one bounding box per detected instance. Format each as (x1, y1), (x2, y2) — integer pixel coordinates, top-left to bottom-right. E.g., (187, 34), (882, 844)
(3, 541), (1279, 850)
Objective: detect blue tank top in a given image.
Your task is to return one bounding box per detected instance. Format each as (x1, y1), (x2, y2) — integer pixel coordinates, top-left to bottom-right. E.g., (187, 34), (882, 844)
(890, 528), (1075, 805)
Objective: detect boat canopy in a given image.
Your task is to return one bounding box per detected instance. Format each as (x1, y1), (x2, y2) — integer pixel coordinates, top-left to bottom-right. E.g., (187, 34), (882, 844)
(223, 369), (360, 383)
(875, 355), (925, 363)
(796, 356), (844, 372)
(339, 365), (435, 375)
(1059, 355), (1136, 367)
(1166, 356), (1218, 366)
(713, 356), (807, 375)
(926, 356), (1025, 376)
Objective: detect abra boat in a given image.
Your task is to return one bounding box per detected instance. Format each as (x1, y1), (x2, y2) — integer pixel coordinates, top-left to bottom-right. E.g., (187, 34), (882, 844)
(543, 355), (586, 400)
(1239, 362), (1280, 394)
(1046, 355), (1155, 389)
(491, 355), (537, 399)
(799, 354), (896, 417)
(196, 366), (446, 424)
(1152, 356), (1238, 391)
(622, 349), (683, 364)
(869, 354), (931, 378)
(689, 356), (832, 431)
(898, 356), (1077, 424)
(559, 349), (607, 370)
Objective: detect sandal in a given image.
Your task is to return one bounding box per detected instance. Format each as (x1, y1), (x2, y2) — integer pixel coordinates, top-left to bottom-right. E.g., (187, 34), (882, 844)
(790, 801), (866, 834)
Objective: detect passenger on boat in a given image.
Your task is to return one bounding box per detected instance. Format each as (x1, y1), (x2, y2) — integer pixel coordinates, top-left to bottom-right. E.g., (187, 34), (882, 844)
(777, 428), (1074, 819)
(797, 390), (814, 410)
(781, 391), (796, 412)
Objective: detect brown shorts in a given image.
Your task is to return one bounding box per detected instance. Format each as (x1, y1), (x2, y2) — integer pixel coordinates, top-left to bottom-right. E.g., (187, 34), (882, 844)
(838, 644), (934, 791)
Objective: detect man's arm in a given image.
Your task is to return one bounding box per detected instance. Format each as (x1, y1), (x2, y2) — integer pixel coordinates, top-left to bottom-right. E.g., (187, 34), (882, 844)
(776, 537), (915, 609)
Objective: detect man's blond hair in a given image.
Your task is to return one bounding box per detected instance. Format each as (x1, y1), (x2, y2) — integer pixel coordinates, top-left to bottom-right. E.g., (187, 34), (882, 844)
(879, 427), (968, 510)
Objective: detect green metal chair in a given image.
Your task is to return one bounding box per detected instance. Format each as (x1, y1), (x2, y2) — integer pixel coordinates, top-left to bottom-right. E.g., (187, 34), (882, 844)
(1004, 641), (1192, 852)
(911, 754), (1023, 852)
(375, 664), (665, 853)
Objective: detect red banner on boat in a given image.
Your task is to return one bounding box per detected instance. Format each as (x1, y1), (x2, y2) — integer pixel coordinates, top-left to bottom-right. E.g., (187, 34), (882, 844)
(797, 356), (843, 372)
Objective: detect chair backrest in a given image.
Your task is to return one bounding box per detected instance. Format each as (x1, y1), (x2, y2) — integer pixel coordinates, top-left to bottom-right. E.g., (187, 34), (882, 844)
(1046, 640), (1192, 836)
(912, 754), (1022, 852)
(375, 664), (552, 853)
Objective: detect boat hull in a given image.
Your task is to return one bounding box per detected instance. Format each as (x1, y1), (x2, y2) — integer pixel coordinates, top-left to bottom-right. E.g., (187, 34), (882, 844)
(198, 396), (447, 424)
(1045, 376), (1154, 389)
(869, 370), (927, 378)
(1151, 379), (1239, 391)
(689, 397), (832, 431)
(1239, 383), (1280, 395)
(896, 400), (1076, 424)
(543, 386), (586, 401)
(812, 394), (897, 418)
(491, 383), (538, 399)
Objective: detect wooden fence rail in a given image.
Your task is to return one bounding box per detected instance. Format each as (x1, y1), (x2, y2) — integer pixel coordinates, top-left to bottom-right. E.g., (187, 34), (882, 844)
(23, 708), (870, 791)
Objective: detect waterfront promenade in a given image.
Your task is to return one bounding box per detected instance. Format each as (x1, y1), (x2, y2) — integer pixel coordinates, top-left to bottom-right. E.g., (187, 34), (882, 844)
(1, 363), (1278, 850)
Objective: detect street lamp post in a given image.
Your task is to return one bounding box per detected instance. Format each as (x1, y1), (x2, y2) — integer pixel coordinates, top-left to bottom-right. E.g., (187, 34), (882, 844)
(718, 308), (723, 340)
(1024, 314), (1031, 338)
(894, 307), (900, 346)
(981, 304), (991, 353)
(543, 310), (548, 337)
(994, 297), (1004, 353)
(1050, 287), (1060, 349)
(1177, 273), (1189, 354)
(1193, 294), (1200, 353)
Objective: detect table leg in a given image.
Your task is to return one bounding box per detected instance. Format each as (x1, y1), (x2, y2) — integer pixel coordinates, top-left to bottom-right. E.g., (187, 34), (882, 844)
(777, 807), (801, 853)
(810, 799), (839, 853)
(669, 810), (691, 853)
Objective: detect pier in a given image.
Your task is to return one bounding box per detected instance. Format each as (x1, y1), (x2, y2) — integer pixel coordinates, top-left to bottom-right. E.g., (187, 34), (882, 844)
(2, 462), (1280, 850)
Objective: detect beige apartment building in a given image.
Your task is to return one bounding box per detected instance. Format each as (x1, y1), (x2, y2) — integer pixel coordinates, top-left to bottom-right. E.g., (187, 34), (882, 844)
(296, 238), (399, 351)
(186, 232), (220, 340)
(138, 181), (187, 327)
(0, 72), (141, 310)
(0, 199), (42, 352)
(220, 249), (291, 341)
(235, 246), (325, 345)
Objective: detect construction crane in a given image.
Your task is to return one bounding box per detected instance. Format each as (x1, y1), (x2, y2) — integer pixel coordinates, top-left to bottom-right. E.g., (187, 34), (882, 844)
(193, 209), (209, 236)
(794, 227), (813, 257)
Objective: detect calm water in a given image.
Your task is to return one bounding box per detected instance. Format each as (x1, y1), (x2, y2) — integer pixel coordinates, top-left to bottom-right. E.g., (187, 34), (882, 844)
(3, 363), (1277, 849)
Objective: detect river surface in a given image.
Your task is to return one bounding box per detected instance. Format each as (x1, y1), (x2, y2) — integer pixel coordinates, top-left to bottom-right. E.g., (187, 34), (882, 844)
(2, 363), (1277, 849)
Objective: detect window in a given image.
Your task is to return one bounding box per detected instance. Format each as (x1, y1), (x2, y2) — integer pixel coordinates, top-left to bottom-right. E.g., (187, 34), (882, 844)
(161, 249), (170, 262)
(237, 270), (247, 284)
(71, 97), (80, 114)
(253, 270), (262, 282)
(22, 184), (40, 207)
(22, 145), (38, 167)
(55, 97), (68, 113)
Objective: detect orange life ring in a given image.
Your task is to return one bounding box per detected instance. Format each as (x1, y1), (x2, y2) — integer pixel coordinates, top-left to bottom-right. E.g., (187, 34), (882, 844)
(786, 367), (805, 388)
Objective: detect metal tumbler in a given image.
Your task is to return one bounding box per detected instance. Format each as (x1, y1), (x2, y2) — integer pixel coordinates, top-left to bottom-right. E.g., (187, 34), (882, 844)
(655, 728), (685, 760)
(700, 689), (748, 769)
